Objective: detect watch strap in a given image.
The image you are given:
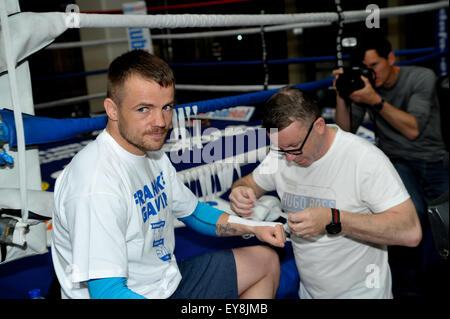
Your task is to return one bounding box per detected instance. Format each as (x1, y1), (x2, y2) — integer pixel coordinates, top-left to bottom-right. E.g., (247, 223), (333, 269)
(331, 208), (340, 224)
(372, 98), (384, 112)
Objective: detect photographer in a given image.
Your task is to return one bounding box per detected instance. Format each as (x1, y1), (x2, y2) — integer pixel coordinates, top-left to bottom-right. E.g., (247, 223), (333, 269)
(333, 33), (448, 298)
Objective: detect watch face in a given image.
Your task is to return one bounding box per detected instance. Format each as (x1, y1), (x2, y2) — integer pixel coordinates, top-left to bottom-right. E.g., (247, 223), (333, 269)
(326, 223), (342, 234)
(373, 100), (384, 112)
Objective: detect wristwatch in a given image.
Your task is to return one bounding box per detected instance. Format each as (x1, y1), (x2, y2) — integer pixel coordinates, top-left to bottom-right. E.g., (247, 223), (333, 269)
(326, 208), (342, 235)
(372, 98), (384, 112)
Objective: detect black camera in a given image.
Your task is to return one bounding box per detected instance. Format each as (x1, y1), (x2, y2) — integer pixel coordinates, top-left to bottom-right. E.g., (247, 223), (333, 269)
(335, 36), (376, 99)
(335, 66), (375, 99)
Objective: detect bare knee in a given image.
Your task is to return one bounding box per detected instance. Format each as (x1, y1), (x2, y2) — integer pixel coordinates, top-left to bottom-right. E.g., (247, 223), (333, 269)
(257, 245), (280, 278)
(233, 245), (281, 297)
(235, 245), (279, 273)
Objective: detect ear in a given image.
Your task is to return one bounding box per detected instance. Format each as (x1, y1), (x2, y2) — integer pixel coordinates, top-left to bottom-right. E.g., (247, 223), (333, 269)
(315, 117), (326, 134)
(104, 98), (118, 121)
(387, 51), (396, 66)
(266, 127), (279, 139)
(267, 129), (279, 146)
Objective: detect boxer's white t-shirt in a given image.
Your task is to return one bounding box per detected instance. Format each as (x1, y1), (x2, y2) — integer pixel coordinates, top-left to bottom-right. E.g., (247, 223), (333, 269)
(52, 130), (197, 299)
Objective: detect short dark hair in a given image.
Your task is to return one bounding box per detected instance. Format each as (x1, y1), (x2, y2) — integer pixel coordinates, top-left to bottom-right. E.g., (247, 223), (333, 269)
(354, 31), (392, 61)
(262, 87), (320, 132)
(107, 49), (175, 105)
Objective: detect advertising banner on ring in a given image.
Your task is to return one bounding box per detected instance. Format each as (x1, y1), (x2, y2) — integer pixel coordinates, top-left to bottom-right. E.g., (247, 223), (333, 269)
(123, 1), (154, 53)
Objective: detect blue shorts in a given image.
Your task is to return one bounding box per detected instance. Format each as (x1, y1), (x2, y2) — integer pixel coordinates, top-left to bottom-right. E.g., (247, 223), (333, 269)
(170, 249), (238, 299)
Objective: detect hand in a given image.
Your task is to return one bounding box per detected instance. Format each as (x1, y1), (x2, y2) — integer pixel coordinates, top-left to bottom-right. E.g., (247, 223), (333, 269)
(349, 76), (381, 106)
(287, 206), (330, 239)
(253, 224), (286, 248)
(332, 69), (345, 100)
(229, 186), (257, 217)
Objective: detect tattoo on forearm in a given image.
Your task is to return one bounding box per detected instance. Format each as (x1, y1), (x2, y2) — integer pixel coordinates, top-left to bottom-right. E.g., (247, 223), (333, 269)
(216, 223), (238, 236)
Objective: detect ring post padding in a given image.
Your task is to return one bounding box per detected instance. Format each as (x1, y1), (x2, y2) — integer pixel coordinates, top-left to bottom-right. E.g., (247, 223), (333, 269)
(0, 2), (29, 222)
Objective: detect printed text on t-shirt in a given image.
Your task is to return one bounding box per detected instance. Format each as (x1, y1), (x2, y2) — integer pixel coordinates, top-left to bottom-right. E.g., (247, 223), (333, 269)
(133, 171), (168, 223)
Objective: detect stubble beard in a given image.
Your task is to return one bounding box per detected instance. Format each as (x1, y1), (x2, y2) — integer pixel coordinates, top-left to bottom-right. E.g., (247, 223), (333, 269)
(118, 122), (167, 153)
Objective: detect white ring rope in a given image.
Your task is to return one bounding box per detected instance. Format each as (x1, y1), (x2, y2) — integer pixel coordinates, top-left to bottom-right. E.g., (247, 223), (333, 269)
(47, 22), (328, 50)
(35, 92), (106, 109)
(45, 2), (448, 50)
(71, 2), (447, 29)
(34, 84), (286, 110)
(48, 37), (126, 50)
(76, 12), (336, 29)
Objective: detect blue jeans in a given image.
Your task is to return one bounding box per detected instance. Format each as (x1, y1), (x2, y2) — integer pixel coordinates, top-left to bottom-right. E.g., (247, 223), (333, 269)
(392, 159), (448, 222)
(389, 158), (448, 297)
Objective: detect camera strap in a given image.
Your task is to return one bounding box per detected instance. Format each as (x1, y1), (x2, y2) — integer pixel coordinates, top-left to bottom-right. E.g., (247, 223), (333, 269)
(260, 10), (269, 91)
(372, 109), (381, 147)
(334, 0), (345, 70)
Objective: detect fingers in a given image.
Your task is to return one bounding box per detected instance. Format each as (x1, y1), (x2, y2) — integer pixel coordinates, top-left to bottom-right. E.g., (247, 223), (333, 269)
(286, 208), (328, 239)
(287, 219), (301, 237)
(360, 75), (371, 86)
(349, 79), (376, 104)
(229, 203), (253, 217)
(332, 69), (345, 100)
(253, 224), (286, 248)
(287, 210), (305, 223)
(332, 69), (344, 76)
(275, 224), (286, 246)
(229, 186), (256, 205)
(267, 224), (286, 248)
(287, 210), (310, 238)
(243, 187), (257, 202)
(229, 186), (257, 217)
(332, 69), (343, 84)
(229, 198), (254, 217)
(287, 212), (302, 236)
(288, 222), (308, 238)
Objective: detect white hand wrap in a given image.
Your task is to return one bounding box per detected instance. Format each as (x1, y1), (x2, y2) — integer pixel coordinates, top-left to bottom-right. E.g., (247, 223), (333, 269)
(228, 215), (281, 228)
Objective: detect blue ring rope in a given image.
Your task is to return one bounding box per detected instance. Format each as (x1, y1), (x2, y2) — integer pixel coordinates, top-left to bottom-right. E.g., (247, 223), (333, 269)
(174, 77), (333, 113)
(174, 49), (448, 113)
(31, 47), (442, 81)
(395, 48), (448, 66)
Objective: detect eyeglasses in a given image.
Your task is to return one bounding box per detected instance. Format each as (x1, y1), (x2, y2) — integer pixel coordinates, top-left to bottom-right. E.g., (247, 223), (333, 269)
(270, 117), (318, 156)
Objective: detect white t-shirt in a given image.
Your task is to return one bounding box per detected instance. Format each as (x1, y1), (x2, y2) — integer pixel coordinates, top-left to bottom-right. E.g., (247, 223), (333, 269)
(51, 130), (198, 299)
(253, 127), (409, 299)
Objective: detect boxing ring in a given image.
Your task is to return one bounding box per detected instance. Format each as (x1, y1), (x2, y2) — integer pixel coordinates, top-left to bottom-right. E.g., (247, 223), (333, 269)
(0, 0), (448, 299)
